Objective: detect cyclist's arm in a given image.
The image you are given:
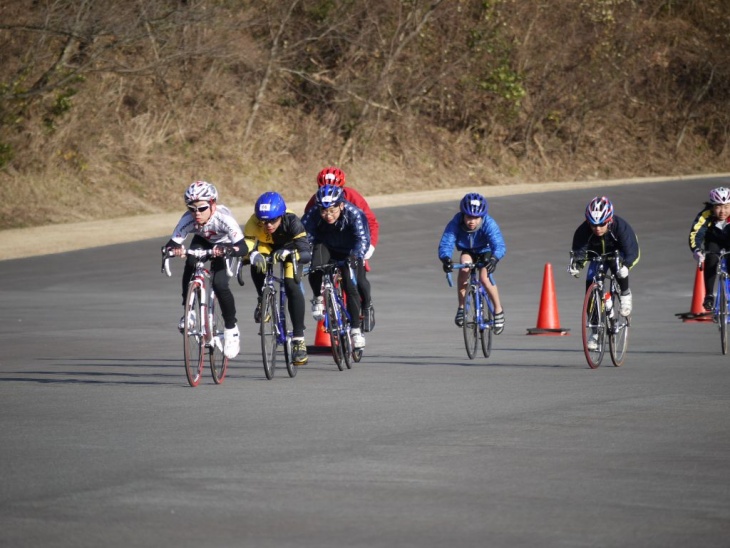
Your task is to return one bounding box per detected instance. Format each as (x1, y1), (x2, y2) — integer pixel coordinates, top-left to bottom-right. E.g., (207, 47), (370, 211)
(612, 216), (639, 268)
(483, 216), (506, 260)
(688, 209), (711, 253)
(437, 216), (459, 261)
(344, 188), (379, 247)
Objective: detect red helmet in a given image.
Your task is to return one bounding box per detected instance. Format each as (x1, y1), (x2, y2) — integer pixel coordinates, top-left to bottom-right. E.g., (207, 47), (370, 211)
(317, 167), (346, 187)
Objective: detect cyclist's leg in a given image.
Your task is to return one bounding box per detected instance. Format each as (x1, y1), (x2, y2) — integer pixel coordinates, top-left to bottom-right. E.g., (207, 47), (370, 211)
(338, 256), (362, 330)
(211, 260), (237, 329)
(355, 261), (374, 331)
(180, 235), (211, 305)
(480, 268), (504, 334)
(284, 276), (306, 338)
(704, 239), (722, 308)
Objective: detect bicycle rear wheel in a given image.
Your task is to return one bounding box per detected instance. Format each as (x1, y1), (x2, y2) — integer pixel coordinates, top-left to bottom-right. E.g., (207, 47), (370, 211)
(260, 287), (277, 379)
(582, 284), (605, 369)
(183, 284), (205, 387)
(209, 292), (229, 383)
(325, 289), (344, 370)
(609, 290), (629, 367)
(480, 291), (493, 358)
(463, 285), (478, 359)
(342, 330), (353, 369)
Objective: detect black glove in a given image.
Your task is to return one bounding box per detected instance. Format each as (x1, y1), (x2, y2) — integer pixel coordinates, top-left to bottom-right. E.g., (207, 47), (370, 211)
(485, 256), (498, 274)
(441, 258), (453, 273)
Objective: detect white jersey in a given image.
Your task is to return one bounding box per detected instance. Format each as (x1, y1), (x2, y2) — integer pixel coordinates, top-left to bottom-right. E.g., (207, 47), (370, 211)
(170, 204), (243, 245)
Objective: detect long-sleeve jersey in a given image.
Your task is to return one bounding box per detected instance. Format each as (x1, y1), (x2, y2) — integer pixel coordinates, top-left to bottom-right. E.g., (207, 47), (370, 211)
(301, 201), (371, 259)
(166, 204), (245, 255)
(305, 187), (379, 247)
(571, 215), (640, 268)
(242, 210), (311, 262)
(688, 207), (730, 252)
(438, 213), (506, 261)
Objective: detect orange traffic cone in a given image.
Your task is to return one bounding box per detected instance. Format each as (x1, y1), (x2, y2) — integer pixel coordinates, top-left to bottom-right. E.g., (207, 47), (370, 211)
(675, 265), (713, 322)
(307, 319), (332, 353)
(526, 263), (570, 335)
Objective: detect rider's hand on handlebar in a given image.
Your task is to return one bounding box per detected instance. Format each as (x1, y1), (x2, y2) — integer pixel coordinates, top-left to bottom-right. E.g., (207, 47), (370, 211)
(272, 248), (291, 263)
(485, 256), (498, 274)
(249, 251), (267, 273)
(567, 261), (580, 278)
(693, 249), (705, 265)
(441, 257), (453, 273)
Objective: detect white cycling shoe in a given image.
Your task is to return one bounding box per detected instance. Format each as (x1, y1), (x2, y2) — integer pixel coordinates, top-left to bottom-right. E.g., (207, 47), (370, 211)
(620, 292), (632, 317)
(311, 296), (324, 321)
(224, 325), (240, 359)
(351, 328), (366, 349)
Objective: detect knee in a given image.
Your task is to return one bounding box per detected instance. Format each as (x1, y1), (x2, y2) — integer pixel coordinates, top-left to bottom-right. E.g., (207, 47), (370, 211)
(616, 265), (629, 279)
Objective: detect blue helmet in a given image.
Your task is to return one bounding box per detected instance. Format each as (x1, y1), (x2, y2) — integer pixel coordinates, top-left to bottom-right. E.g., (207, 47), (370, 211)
(460, 193), (488, 217)
(316, 184), (344, 209)
(255, 192), (286, 220)
(585, 196), (614, 225)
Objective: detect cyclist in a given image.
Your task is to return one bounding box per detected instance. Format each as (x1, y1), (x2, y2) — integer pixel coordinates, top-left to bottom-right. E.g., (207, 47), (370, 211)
(438, 192), (507, 334)
(304, 167), (379, 331)
(569, 196), (639, 349)
(301, 184), (371, 349)
(243, 192), (312, 366)
(688, 185), (730, 310)
(163, 181), (245, 359)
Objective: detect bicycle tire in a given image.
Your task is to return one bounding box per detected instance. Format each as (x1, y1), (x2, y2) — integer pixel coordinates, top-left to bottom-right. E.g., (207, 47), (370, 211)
(342, 330), (353, 369)
(325, 289), (344, 370)
(260, 287), (277, 379)
(281, 301), (297, 378)
(608, 288), (629, 367)
(721, 277), (728, 355)
(353, 348), (363, 362)
(209, 292), (229, 384)
(183, 283), (205, 387)
(236, 258), (246, 287)
(463, 285), (478, 359)
(582, 283), (605, 369)
(480, 291), (493, 358)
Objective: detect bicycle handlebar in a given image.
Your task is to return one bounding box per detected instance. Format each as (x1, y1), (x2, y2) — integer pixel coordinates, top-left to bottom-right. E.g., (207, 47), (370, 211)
(445, 262), (487, 287)
(160, 247), (230, 277)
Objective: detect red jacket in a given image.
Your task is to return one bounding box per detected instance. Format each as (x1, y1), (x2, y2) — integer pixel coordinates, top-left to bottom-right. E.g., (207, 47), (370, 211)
(305, 187), (380, 247)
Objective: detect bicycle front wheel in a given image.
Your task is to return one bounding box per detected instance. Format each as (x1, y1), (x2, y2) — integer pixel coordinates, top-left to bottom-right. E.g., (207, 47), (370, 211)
(281, 303), (296, 378)
(480, 292), (493, 358)
(582, 284), (605, 369)
(463, 285), (478, 359)
(325, 289), (344, 370)
(209, 292), (229, 383)
(183, 284), (205, 387)
(720, 278), (728, 355)
(609, 290), (629, 367)
(260, 287), (277, 379)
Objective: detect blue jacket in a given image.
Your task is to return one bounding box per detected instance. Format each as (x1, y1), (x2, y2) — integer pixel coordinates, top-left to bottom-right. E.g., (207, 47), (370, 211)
(438, 213), (507, 261)
(301, 201), (371, 259)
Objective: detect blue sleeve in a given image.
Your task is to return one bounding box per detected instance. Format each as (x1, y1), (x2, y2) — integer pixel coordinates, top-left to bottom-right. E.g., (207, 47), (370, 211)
(349, 206), (370, 258)
(483, 216), (506, 260)
(438, 216), (460, 260)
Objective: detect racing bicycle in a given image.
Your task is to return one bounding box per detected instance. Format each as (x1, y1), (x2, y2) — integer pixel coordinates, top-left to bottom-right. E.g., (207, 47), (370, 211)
(447, 261), (495, 359)
(572, 250), (630, 369)
(162, 247), (230, 387)
(309, 261), (362, 370)
(704, 251), (730, 355)
(259, 253), (299, 379)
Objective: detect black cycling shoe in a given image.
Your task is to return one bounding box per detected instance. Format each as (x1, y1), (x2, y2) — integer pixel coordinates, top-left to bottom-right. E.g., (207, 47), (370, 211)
(493, 311), (505, 335)
(703, 294), (714, 311)
(454, 307), (464, 327)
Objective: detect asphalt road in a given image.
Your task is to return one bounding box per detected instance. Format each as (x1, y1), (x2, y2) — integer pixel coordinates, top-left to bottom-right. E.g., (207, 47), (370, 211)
(2, 177), (730, 547)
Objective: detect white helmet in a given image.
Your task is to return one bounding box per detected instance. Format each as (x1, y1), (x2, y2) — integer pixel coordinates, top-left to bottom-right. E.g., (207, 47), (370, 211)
(184, 181), (218, 204)
(709, 186), (730, 205)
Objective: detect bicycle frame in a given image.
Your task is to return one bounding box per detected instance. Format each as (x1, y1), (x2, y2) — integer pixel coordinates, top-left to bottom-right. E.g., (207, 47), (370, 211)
(162, 247), (228, 386)
(259, 254), (297, 378)
(706, 251), (730, 355)
(575, 250), (629, 368)
(447, 261), (496, 359)
(310, 261), (358, 369)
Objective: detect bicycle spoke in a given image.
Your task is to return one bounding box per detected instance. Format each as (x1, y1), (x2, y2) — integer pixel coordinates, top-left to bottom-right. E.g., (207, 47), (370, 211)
(582, 284), (605, 368)
(209, 292), (229, 383)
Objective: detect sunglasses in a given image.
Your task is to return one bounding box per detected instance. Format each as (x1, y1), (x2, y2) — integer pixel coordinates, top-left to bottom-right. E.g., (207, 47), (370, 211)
(187, 204), (210, 213)
(593, 221), (609, 228)
(262, 218), (280, 225)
